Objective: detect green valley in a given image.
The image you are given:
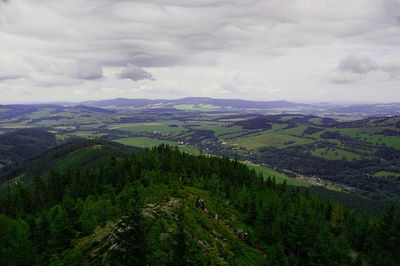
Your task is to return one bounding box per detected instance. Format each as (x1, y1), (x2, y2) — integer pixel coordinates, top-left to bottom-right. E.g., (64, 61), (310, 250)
(1, 99), (400, 265)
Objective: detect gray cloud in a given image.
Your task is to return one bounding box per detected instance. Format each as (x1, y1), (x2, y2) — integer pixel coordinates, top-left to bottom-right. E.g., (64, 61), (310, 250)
(0, 0), (400, 102)
(328, 72), (361, 85)
(119, 64), (154, 81)
(3, 0), (399, 68)
(74, 62), (103, 80)
(329, 54), (400, 84)
(0, 72), (22, 81)
(338, 55), (379, 74)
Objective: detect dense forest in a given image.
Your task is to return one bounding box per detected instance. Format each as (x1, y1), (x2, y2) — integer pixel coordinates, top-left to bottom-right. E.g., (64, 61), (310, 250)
(0, 143), (399, 265)
(0, 129), (57, 168)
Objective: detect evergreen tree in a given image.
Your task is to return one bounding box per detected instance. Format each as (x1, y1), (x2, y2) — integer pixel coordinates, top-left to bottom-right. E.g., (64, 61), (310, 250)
(110, 188), (147, 265)
(329, 203), (342, 234)
(267, 242), (288, 266)
(174, 205), (186, 265)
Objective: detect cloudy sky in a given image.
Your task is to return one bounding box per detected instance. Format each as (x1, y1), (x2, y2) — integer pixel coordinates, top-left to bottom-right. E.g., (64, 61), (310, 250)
(0, 0), (399, 103)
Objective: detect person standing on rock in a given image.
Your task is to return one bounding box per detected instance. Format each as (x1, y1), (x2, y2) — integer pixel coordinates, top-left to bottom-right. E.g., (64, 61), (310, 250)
(237, 227), (243, 239)
(199, 198), (205, 210)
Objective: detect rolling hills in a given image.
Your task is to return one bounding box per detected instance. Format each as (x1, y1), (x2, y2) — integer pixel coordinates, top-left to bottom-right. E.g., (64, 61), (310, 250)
(1, 101), (400, 204)
(80, 97), (400, 117)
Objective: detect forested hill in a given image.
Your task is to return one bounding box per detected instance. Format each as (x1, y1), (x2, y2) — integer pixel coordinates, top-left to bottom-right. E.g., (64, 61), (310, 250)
(0, 139), (134, 184)
(0, 128), (57, 168)
(0, 143), (399, 265)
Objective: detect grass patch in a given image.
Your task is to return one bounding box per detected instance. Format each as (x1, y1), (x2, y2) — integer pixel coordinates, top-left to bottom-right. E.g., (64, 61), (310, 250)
(72, 131), (107, 139)
(364, 134), (400, 149)
(309, 117), (323, 124)
(27, 108), (57, 119)
(374, 171), (400, 178)
(322, 128), (400, 149)
(282, 125), (308, 136)
(174, 104), (220, 111)
(109, 122), (185, 134)
(319, 128), (361, 140)
(79, 124), (104, 130)
(311, 148), (361, 161)
(245, 163), (310, 187)
(190, 122), (246, 137)
(232, 132), (314, 150)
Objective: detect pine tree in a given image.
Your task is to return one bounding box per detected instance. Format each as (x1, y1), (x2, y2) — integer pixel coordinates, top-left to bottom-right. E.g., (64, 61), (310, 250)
(111, 189), (147, 265)
(245, 193), (257, 225)
(329, 203), (341, 234)
(267, 242), (288, 266)
(33, 176), (46, 211)
(174, 205), (186, 265)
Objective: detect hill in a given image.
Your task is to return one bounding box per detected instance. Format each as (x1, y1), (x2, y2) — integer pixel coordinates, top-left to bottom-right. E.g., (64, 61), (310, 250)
(80, 97), (400, 116)
(0, 144), (399, 265)
(0, 128), (57, 169)
(81, 97), (303, 110)
(0, 139), (133, 185)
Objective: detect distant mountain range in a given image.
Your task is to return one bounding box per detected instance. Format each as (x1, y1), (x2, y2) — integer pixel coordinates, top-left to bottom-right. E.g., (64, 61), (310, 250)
(1, 97), (399, 117)
(79, 97), (400, 117)
(81, 97), (307, 109)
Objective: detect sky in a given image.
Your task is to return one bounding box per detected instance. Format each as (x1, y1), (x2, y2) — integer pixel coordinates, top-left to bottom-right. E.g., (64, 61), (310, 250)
(0, 0), (399, 103)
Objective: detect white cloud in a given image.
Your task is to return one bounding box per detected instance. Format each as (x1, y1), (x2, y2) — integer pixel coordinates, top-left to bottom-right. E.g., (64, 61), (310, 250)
(73, 89), (87, 95)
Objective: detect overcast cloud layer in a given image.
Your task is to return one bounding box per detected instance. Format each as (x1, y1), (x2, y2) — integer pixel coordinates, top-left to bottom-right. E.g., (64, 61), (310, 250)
(0, 0), (399, 103)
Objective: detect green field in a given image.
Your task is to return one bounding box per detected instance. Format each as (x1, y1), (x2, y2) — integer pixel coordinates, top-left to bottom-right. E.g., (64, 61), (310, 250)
(72, 131), (107, 138)
(325, 128), (400, 149)
(245, 163), (310, 187)
(174, 104), (220, 111)
(335, 128), (361, 137)
(79, 124), (104, 130)
(232, 132), (314, 150)
(309, 117), (323, 124)
(190, 122), (246, 137)
(113, 137), (199, 154)
(311, 148), (361, 161)
(374, 171), (400, 178)
(27, 108), (57, 119)
(109, 122), (186, 134)
(363, 134), (400, 149)
(281, 124), (308, 136)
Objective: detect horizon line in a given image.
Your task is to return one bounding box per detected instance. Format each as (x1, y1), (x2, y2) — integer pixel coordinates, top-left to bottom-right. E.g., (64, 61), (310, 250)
(0, 96), (399, 106)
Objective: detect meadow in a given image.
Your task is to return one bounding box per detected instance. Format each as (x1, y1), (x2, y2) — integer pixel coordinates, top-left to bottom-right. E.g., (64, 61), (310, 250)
(109, 122), (186, 134)
(311, 148), (361, 161)
(245, 162), (310, 187)
(230, 131), (315, 150)
(374, 171), (400, 178)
